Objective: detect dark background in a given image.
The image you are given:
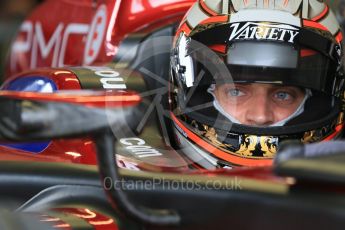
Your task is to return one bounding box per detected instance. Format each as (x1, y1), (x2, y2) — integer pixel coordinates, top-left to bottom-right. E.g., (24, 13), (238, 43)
(0, 0), (43, 81)
(0, 0), (343, 83)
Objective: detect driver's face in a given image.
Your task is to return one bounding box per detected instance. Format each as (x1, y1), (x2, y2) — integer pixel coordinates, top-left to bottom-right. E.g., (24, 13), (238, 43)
(214, 83), (305, 126)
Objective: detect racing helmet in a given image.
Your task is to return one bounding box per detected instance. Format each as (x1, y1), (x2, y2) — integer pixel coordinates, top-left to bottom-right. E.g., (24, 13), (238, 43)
(169, 0), (345, 169)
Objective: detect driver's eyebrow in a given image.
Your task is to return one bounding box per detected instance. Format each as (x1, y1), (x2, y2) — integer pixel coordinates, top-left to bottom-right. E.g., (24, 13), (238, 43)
(270, 85), (304, 92)
(233, 83), (250, 86)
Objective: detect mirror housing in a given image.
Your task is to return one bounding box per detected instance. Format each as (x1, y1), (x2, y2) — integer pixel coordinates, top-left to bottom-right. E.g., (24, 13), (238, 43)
(0, 90), (181, 226)
(0, 90), (141, 141)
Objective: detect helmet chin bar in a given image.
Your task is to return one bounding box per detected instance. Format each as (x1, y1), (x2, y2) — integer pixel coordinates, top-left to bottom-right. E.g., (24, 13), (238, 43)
(174, 128), (220, 169)
(172, 113), (344, 167)
(171, 113), (275, 166)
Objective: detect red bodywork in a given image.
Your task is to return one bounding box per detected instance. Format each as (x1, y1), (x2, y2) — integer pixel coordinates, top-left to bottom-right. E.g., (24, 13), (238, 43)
(3, 0), (340, 190)
(3, 0), (194, 165)
(2, 1), (345, 229)
(40, 208), (119, 230)
(2, 2), (196, 228)
(7, 0), (194, 76)
(0, 0), (291, 189)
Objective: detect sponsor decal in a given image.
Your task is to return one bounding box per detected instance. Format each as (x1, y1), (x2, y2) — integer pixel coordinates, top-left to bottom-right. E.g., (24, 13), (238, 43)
(84, 5), (107, 65)
(119, 138), (163, 158)
(117, 159), (140, 171)
(229, 22), (299, 43)
(11, 4), (107, 70)
(84, 66), (127, 89)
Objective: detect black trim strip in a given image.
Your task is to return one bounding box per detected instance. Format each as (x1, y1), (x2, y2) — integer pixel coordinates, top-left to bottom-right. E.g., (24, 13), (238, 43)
(229, 1), (237, 13)
(185, 20), (193, 31)
(198, 0), (215, 17)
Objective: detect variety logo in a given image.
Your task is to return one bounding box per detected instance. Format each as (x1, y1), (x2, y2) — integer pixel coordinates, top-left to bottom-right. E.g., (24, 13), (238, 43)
(229, 22), (299, 43)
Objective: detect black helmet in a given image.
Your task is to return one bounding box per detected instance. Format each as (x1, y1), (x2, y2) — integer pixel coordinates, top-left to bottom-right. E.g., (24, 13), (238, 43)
(169, 0), (345, 169)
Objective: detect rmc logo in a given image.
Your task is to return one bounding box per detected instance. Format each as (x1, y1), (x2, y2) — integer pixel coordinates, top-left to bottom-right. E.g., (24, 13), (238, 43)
(10, 4), (107, 71)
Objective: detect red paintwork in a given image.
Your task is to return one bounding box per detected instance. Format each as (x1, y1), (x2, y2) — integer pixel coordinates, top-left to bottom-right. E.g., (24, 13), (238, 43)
(0, 138), (98, 165)
(39, 208), (119, 229)
(1, 1), (344, 228)
(0, 145), (72, 163)
(1, 0), (195, 166)
(311, 5), (328, 21)
(6, 0), (195, 77)
(1, 69), (100, 165)
(0, 90), (141, 108)
(1, 0), (195, 167)
(303, 19), (329, 31)
(2, 0), (331, 183)
(32, 137), (99, 165)
(44, 208), (119, 230)
(39, 214), (72, 230)
(1, 0), (282, 173)
(323, 124), (344, 141)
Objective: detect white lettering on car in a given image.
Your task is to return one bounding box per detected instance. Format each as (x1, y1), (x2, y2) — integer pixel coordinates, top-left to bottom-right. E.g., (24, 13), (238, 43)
(84, 66), (127, 89)
(120, 138), (163, 158)
(117, 159), (140, 171)
(11, 4), (107, 71)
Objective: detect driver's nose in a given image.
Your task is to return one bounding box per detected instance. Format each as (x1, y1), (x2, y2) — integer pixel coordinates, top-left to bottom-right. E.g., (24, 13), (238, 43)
(244, 95), (274, 126)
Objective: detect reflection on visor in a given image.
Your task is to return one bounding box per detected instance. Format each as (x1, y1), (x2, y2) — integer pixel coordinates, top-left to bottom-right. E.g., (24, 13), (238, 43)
(178, 35), (195, 87)
(185, 44), (338, 95)
(176, 23), (341, 96)
(227, 42), (298, 68)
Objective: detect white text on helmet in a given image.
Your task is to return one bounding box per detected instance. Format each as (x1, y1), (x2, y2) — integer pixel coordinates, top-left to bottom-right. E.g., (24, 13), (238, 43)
(229, 22), (299, 43)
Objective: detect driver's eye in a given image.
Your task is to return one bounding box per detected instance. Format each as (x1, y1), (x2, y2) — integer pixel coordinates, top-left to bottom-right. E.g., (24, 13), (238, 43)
(274, 92), (291, 101)
(227, 88), (244, 97)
